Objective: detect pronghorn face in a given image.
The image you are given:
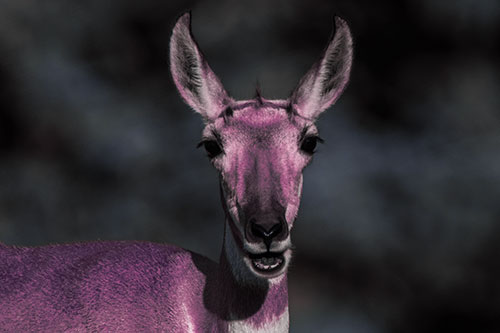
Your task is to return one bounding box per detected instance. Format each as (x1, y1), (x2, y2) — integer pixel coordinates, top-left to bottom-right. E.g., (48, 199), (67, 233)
(200, 101), (319, 277)
(170, 12), (352, 278)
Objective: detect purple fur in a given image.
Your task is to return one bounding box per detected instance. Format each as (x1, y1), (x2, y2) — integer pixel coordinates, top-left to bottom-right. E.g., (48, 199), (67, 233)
(0, 241), (287, 331)
(0, 12), (352, 332)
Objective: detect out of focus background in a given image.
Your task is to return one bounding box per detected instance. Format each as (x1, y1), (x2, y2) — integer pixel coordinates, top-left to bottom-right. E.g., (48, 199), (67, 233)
(1, 0), (499, 331)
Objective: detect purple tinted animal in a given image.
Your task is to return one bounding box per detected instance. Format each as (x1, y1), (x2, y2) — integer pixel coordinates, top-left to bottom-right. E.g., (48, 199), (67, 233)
(0, 12), (352, 332)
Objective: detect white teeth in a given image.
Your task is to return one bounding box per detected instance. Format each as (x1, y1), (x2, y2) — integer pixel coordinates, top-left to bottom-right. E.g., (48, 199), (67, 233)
(252, 257), (283, 271)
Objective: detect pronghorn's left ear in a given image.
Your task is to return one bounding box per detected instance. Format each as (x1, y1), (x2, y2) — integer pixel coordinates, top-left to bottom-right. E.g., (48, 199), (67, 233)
(290, 17), (353, 120)
(170, 12), (230, 121)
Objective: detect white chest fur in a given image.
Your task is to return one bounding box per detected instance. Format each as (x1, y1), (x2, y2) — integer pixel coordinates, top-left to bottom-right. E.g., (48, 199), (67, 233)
(228, 307), (289, 333)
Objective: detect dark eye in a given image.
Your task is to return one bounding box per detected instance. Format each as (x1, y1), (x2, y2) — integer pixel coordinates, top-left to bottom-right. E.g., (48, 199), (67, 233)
(300, 136), (322, 154)
(202, 140), (223, 158)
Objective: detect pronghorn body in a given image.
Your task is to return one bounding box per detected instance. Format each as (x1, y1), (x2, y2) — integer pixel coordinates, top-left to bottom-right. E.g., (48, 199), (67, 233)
(0, 12), (352, 332)
(0, 241), (287, 332)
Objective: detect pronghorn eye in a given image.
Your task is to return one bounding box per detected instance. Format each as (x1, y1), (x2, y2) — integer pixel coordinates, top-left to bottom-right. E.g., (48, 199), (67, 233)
(202, 140), (223, 158)
(300, 136), (323, 154)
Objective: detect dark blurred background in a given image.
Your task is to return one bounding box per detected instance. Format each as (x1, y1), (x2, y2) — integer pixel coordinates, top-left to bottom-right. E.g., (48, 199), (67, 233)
(1, 0), (499, 331)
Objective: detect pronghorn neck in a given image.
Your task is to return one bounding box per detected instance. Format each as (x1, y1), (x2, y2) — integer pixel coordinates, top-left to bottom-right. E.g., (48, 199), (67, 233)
(216, 220), (289, 332)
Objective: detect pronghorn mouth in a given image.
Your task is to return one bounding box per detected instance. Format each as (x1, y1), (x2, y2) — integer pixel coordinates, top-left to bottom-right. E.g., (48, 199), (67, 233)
(248, 252), (285, 274)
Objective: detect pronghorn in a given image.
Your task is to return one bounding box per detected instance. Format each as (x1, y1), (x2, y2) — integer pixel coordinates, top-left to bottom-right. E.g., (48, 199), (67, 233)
(0, 12), (352, 332)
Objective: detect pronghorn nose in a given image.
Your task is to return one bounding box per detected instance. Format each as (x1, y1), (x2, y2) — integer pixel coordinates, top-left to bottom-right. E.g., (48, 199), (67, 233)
(247, 218), (288, 248)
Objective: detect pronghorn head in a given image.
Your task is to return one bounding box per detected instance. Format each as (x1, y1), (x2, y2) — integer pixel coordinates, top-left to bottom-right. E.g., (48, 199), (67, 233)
(170, 13), (352, 280)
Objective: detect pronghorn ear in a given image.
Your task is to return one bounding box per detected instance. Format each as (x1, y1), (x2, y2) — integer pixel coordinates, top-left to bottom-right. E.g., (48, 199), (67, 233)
(170, 12), (229, 121)
(291, 17), (353, 120)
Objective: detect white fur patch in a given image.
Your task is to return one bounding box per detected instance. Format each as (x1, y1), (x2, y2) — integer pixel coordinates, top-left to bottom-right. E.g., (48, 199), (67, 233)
(228, 307), (289, 333)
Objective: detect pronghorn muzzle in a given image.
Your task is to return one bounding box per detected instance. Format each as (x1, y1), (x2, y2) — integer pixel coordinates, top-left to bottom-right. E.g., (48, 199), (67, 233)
(240, 201), (291, 275)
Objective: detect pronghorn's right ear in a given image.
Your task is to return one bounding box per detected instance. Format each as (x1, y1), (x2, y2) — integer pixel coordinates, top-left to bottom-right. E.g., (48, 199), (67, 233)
(290, 17), (353, 121)
(170, 12), (229, 121)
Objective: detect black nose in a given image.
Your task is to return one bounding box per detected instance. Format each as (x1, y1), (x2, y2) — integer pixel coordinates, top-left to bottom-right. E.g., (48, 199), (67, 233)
(247, 218), (288, 248)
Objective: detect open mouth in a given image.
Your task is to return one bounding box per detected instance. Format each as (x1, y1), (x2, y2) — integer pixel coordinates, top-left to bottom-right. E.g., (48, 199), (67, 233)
(248, 252), (285, 274)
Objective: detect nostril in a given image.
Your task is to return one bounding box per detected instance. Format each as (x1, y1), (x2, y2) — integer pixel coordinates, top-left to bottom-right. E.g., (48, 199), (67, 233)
(250, 220), (266, 239)
(268, 223), (283, 238)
